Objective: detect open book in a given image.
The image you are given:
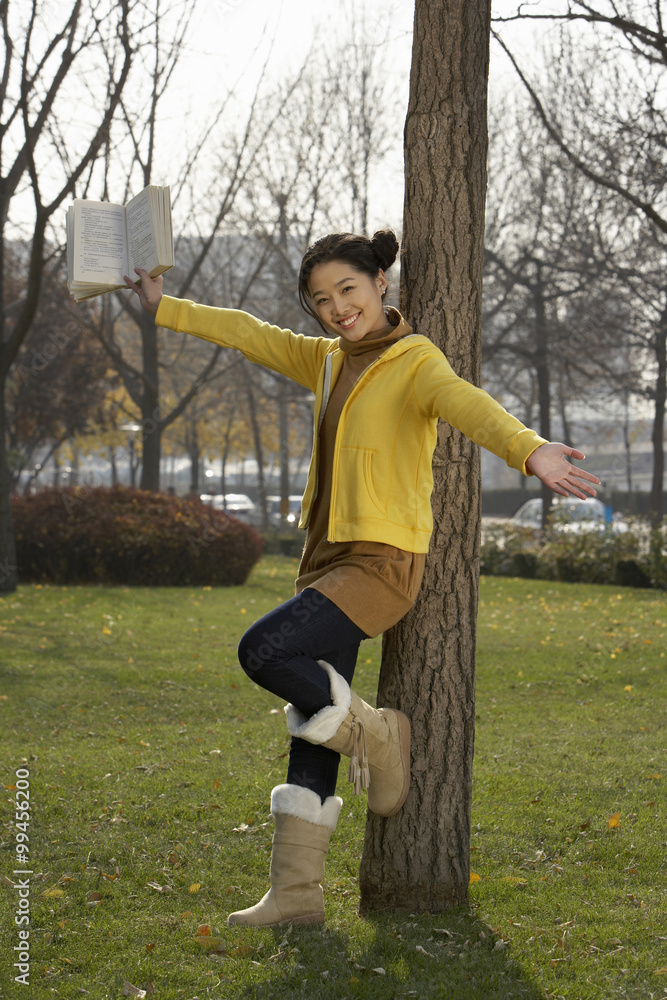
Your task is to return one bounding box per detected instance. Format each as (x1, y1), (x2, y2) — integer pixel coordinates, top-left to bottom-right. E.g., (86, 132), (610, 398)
(67, 185), (173, 302)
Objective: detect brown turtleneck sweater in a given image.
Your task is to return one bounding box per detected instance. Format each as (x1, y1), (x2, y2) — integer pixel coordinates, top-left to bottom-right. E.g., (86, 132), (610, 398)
(295, 307), (426, 637)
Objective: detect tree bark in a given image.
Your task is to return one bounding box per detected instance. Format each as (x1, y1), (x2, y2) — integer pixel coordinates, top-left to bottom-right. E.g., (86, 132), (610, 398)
(0, 381), (18, 591)
(139, 313), (162, 491)
(650, 305), (666, 524)
(533, 269), (553, 528)
(360, 0), (491, 912)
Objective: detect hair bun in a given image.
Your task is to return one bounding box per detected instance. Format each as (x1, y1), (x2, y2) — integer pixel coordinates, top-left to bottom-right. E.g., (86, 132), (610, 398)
(370, 229), (399, 271)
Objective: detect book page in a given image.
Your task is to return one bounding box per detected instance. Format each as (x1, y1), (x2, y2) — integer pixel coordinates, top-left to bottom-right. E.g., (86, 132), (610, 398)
(126, 187), (159, 274)
(72, 200), (127, 283)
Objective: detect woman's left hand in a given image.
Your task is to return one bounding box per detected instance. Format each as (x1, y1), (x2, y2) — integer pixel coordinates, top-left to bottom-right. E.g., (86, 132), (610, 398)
(525, 443), (601, 499)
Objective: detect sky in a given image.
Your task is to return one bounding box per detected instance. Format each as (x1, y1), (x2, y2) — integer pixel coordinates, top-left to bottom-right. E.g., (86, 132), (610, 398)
(162, 0), (551, 232)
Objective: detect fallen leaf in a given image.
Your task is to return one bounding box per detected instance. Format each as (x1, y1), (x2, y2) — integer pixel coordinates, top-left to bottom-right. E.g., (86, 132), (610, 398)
(145, 942), (156, 952)
(415, 945), (435, 958)
(42, 888), (65, 897)
(469, 872), (481, 883)
(194, 936), (226, 951)
(88, 891), (103, 902)
(121, 981), (146, 999)
(188, 883), (201, 894)
(229, 944), (254, 958)
(608, 812), (621, 829)
(196, 924), (212, 936)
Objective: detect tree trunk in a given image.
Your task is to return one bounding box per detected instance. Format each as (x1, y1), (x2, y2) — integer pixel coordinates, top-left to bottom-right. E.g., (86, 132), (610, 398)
(139, 313), (161, 491)
(650, 306), (666, 525)
(0, 381), (18, 592)
(187, 422), (201, 495)
(109, 446), (118, 486)
(359, 0), (491, 913)
(279, 381), (290, 520)
(242, 363), (269, 532)
(533, 271), (553, 529)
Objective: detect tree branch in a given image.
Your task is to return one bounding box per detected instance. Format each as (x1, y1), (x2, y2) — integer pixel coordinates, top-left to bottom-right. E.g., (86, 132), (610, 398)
(491, 29), (667, 234)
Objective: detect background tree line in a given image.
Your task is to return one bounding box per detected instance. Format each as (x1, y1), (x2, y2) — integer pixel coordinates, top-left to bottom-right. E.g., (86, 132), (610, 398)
(2, 0), (666, 594)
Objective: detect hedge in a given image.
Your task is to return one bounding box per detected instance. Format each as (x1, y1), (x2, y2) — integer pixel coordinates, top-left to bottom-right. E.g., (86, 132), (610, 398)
(480, 517), (667, 590)
(12, 485), (264, 586)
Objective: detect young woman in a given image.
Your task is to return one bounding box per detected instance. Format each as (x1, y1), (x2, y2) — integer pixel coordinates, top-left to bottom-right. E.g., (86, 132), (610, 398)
(124, 230), (600, 928)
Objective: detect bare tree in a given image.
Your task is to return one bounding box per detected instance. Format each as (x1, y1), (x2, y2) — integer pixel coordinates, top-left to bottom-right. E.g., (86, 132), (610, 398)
(0, 0), (137, 592)
(492, 3), (667, 516)
(8, 263), (111, 490)
(492, 2), (667, 233)
(482, 105), (617, 520)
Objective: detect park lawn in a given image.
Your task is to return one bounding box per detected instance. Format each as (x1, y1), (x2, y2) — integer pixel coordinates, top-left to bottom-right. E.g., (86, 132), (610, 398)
(0, 557), (664, 1000)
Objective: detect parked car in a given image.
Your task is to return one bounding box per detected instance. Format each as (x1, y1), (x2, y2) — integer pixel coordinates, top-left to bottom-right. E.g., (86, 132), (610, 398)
(200, 493), (256, 522)
(266, 495), (302, 527)
(511, 497), (627, 533)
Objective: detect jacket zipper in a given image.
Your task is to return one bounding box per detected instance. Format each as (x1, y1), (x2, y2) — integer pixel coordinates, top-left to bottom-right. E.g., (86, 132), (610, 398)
(302, 353), (333, 530)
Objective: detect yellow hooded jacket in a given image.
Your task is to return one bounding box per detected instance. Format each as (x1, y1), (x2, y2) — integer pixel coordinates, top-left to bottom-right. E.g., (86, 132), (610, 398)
(155, 296), (547, 553)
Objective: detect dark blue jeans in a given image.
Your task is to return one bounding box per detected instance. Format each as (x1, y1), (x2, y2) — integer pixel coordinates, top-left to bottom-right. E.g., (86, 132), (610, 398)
(237, 589), (367, 802)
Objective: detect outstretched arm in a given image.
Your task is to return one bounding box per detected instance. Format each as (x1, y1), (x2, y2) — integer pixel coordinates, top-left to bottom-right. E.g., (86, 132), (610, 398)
(123, 267), (333, 393)
(525, 443), (600, 498)
(123, 267), (163, 314)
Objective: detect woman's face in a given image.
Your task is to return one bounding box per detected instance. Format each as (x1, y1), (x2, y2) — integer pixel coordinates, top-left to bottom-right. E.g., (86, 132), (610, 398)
(308, 260), (387, 341)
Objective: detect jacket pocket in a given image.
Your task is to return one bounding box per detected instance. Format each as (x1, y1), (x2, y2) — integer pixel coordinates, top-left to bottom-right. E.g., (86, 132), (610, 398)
(336, 446), (386, 518)
(362, 449), (385, 514)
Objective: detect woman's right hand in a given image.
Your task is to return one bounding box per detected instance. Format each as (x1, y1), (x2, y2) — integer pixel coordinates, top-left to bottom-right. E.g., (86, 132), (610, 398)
(123, 267), (163, 315)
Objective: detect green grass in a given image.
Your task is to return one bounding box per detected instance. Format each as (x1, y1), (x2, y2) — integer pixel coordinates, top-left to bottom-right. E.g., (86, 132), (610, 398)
(0, 559), (665, 1000)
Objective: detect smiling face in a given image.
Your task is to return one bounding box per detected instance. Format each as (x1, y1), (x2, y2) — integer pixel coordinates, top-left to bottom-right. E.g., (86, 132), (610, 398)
(308, 259), (387, 341)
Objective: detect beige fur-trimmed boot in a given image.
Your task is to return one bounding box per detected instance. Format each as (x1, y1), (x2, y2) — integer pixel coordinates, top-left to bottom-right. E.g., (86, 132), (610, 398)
(284, 661), (411, 818)
(227, 783), (342, 927)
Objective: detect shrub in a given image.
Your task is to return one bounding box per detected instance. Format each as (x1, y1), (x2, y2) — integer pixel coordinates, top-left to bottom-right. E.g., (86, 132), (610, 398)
(480, 522), (540, 578)
(537, 525), (642, 585)
(13, 485), (264, 586)
(480, 517), (666, 590)
(260, 526), (304, 558)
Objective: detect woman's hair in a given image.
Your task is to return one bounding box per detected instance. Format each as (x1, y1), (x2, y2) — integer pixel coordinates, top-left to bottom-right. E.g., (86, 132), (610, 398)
(298, 229), (400, 329)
